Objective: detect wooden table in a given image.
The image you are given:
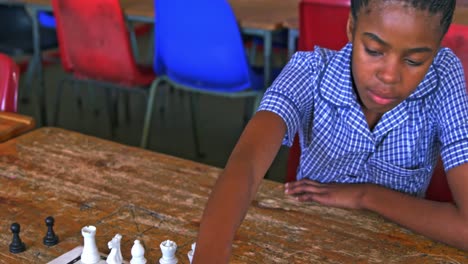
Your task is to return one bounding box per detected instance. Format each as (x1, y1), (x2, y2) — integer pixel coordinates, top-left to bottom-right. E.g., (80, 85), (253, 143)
(0, 112), (35, 143)
(0, 127), (466, 263)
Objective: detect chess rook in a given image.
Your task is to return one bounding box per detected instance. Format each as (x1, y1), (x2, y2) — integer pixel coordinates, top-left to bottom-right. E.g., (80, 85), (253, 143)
(9, 222), (26, 253)
(43, 216), (59, 246)
(80, 225), (101, 264)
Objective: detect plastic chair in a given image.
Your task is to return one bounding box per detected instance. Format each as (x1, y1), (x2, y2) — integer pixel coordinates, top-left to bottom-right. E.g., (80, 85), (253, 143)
(298, 0), (350, 51)
(286, 0), (350, 183)
(0, 6), (57, 58)
(51, 0), (156, 136)
(0, 53), (19, 112)
(0, 6), (58, 124)
(424, 23), (468, 203)
(245, 29), (289, 66)
(140, 0), (276, 156)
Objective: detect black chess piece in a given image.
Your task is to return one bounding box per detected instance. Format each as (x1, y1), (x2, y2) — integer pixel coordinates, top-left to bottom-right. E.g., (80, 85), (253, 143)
(9, 222), (26, 253)
(43, 216), (59, 246)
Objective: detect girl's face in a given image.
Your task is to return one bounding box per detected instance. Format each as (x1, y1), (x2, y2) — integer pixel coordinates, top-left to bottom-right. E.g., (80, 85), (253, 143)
(348, 1), (443, 116)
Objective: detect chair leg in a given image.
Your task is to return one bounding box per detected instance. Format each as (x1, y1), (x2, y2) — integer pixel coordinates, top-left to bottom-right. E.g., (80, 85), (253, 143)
(146, 25), (155, 61)
(189, 93), (204, 158)
(249, 41), (258, 65)
(250, 94), (262, 120)
(242, 97), (253, 128)
(22, 55), (46, 126)
(242, 94), (262, 128)
(158, 85), (169, 116)
(52, 78), (68, 126)
(36, 59), (47, 126)
(252, 93), (262, 115)
(21, 55), (39, 104)
(140, 79), (161, 148)
(126, 19), (140, 60)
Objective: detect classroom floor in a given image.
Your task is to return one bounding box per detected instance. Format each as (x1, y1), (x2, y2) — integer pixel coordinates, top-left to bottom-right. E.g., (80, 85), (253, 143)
(14, 34), (290, 183)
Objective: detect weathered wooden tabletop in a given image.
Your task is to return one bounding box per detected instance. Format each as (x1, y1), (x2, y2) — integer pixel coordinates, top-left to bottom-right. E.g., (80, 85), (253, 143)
(0, 127), (466, 263)
(0, 112), (35, 143)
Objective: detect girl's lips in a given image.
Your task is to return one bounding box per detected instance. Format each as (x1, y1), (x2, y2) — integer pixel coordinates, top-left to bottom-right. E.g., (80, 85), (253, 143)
(367, 90), (397, 106)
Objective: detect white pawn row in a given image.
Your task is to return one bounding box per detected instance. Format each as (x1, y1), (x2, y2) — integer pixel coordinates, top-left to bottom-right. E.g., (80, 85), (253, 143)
(79, 225), (195, 264)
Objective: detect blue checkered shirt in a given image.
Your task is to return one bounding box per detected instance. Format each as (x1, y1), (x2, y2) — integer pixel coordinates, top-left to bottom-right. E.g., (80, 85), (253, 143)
(258, 43), (468, 196)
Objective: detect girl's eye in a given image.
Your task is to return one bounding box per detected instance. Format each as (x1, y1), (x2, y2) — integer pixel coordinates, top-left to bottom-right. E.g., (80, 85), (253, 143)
(405, 59), (423, 66)
(365, 48), (382, 56)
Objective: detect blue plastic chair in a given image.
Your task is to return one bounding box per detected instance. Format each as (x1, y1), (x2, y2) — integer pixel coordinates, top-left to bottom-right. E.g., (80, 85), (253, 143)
(140, 0), (274, 156)
(38, 11), (56, 29)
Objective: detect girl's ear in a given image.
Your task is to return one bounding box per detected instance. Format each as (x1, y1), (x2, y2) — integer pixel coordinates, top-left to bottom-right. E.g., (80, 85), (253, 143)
(347, 12), (355, 42)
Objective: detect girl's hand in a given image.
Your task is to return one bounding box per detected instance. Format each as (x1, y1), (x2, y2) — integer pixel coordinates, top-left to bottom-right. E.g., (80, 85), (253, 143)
(284, 179), (373, 210)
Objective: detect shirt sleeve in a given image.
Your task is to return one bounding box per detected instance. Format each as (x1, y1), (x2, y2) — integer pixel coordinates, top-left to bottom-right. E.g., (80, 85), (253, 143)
(257, 51), (324, 147)
(435, 51), (468, 171)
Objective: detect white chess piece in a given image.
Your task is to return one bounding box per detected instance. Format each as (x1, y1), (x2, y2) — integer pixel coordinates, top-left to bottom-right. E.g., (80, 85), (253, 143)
(106, 234), (123, 264)
(159, 240), (178, 264)
(187, 242), (196, 264)
(130, 240), (147, 264)
(80, 226), (101, 264)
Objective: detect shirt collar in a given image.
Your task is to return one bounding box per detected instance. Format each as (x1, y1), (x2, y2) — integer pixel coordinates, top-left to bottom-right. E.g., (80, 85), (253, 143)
(318, 43), (355, 107)
(317, 43), (441, 106)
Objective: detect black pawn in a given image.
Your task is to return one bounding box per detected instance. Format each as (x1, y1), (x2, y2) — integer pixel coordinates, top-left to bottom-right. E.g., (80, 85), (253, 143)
(43, 216), (59, 246)
(9, 223), (26, 253)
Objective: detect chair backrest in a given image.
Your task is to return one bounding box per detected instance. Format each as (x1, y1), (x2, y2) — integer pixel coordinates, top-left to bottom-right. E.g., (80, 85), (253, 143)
(0, 6), (32, 37)
(52, 0), (140, 85)
(425, 23), (468, 203)
(441, 23), (468, 83)
(286, 0), (350, 183)
(0, 53), (19, 112)
(154, 0), (252, 92)
(298, 0), (350, 51)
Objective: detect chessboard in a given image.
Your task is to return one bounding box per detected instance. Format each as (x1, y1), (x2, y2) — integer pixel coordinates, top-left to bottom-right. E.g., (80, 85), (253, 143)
(44, 224), (182, 264)
(46, 246), (126, 264)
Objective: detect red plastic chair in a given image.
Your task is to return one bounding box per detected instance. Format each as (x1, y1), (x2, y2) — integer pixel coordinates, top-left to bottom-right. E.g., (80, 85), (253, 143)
(424, 23), (468, 203)
(0, 53), (19, 112)
(286, 0), (350, 183)
(51, 0), (156, 135)
(298, 0), (350, 51)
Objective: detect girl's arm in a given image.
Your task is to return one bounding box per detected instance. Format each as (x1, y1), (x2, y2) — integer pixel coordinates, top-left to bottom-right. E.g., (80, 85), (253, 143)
(363, 163), (468, 250)
(193, 111), (287, 263)
(285, 163), (468, 250)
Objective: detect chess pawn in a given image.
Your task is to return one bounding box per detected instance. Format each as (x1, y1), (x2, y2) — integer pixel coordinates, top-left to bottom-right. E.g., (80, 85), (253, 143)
(80, 225), (101, 264)
(9, 223), (26, 253)
(106, 234), (123, 264)
(43, 216), (59, 246)
(187, 242), (196, 264)
(130, 240), (147, 264)
(159, 240), (178, 264)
